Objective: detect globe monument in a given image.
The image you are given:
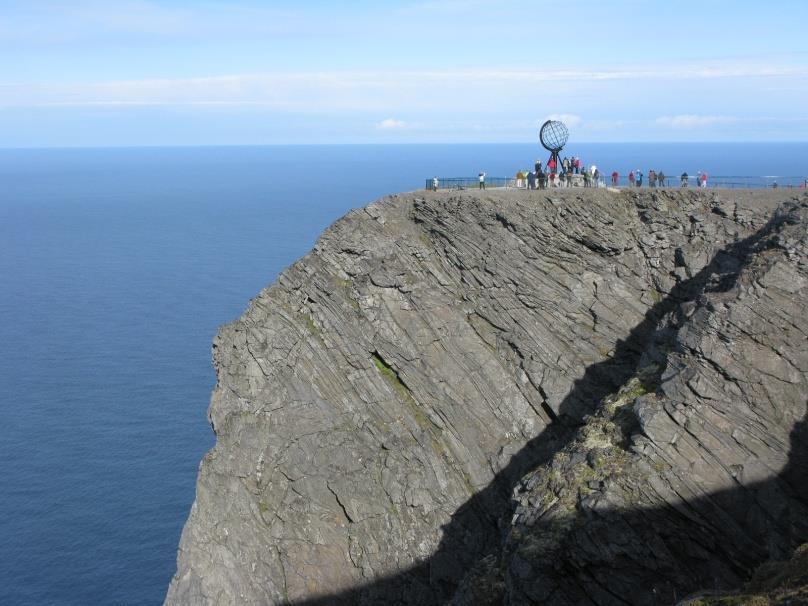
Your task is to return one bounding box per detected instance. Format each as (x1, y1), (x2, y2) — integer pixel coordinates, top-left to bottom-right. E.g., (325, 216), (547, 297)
(539, 119), (569, 172)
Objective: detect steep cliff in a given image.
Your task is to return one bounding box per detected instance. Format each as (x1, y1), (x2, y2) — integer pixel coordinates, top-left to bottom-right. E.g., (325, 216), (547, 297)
(165, 188), (808, 605)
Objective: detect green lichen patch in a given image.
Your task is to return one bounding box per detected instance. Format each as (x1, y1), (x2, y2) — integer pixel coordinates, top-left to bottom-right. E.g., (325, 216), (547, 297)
(303, 313), (321, 337)
(371, 351), (441, 436)
(372, 352), (412, 401)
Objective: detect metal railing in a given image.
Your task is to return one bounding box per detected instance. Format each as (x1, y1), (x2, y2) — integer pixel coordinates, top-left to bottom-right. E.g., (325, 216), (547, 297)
(425, 177), (515, 190)
(426, 175), (808, 191)
(612, 175), (808, 189)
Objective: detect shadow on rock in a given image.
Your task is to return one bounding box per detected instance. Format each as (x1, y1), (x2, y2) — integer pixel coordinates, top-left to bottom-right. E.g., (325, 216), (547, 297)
(292, 204), (808, 605)
(497, 411), (808, 606)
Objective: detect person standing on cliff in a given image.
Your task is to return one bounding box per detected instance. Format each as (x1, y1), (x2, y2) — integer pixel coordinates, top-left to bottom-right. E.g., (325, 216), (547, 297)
(700, 171), (708, 188)
(629, 170), (635, 187)
(611, 170), (619, 186)
(657, 171), (665, 187)
(479, 171), (486, 189)
(681, 171), (689, 187)
(636, 170), (643, 187)
(535, 159), (542, 174)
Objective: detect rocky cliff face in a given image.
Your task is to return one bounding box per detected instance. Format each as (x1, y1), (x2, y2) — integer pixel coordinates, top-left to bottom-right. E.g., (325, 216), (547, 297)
(165, 188), (808, 606)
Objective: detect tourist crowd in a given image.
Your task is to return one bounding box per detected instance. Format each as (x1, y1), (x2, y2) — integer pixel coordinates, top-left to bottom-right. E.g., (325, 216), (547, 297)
(429, 155), (714, 191)
(514, 155), (710, 190)
(519, 156), (603, 189)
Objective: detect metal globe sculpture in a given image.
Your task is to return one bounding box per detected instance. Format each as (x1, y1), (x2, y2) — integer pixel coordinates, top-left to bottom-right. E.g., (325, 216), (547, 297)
(539, 119), (569, 174)
(539, 120), (569, 152)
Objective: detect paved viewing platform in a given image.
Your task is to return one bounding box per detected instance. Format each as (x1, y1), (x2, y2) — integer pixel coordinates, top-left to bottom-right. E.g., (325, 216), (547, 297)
(426, 175), (808, 191)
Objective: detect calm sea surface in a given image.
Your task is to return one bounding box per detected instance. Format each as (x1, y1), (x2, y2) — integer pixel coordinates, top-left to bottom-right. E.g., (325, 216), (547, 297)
(1, 143), (806, 605)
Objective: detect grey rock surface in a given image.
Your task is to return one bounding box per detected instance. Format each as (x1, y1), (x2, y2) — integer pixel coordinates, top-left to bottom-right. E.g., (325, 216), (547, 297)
(498, 196), (808, 606)
(165, 188), (808, 605)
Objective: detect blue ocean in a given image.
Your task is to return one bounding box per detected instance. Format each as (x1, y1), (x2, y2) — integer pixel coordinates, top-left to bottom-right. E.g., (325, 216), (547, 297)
(1, 143), (806, 605)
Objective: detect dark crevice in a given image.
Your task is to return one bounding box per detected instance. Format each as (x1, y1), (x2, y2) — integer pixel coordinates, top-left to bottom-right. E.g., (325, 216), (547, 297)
(326, 483), (355, 524)
(493, 212), (517, 233)
(525, 373), (561, 425)
(371, 350), (416, 398)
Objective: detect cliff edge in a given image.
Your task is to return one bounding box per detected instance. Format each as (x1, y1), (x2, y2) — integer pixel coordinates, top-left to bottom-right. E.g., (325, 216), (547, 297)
(165, 188), (808, 605)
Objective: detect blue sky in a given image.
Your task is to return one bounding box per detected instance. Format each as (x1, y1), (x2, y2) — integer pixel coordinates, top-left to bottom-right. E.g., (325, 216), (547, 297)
(2, 0), (807, 146)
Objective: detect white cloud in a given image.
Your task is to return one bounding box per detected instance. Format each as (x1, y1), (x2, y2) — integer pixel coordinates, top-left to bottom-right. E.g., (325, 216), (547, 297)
(656, 115), (738, 129)
(2, 61), (805, 112)
(376, 118), (410, 130)
(1, 66), (804, 145)
(543, 113), (582, 128)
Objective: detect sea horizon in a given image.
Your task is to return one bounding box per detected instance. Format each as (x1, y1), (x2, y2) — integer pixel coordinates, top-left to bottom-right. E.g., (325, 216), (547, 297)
(3, 140), (808, 150)
(1, 142), (807, 605)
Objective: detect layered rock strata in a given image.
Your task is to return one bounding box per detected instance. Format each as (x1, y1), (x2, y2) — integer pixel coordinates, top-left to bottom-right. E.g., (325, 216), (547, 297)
(166, 188), (808, 605)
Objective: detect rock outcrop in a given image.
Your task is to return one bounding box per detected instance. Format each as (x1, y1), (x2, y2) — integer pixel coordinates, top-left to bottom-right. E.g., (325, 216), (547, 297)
(165, 188), (808, 606)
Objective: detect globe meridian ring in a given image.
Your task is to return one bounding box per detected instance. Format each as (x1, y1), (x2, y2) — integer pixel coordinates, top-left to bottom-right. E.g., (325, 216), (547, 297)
(539, 120), (569, 153)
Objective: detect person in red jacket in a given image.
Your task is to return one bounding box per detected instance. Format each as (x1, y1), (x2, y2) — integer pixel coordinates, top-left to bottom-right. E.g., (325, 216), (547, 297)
(700, 172), (708, 188)
(628, 170), (635, 187)
(611, 171), (619, 186)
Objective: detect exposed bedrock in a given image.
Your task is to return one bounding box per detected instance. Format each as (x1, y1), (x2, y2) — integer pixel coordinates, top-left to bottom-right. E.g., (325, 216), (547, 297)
(165, 188), (808, 605)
